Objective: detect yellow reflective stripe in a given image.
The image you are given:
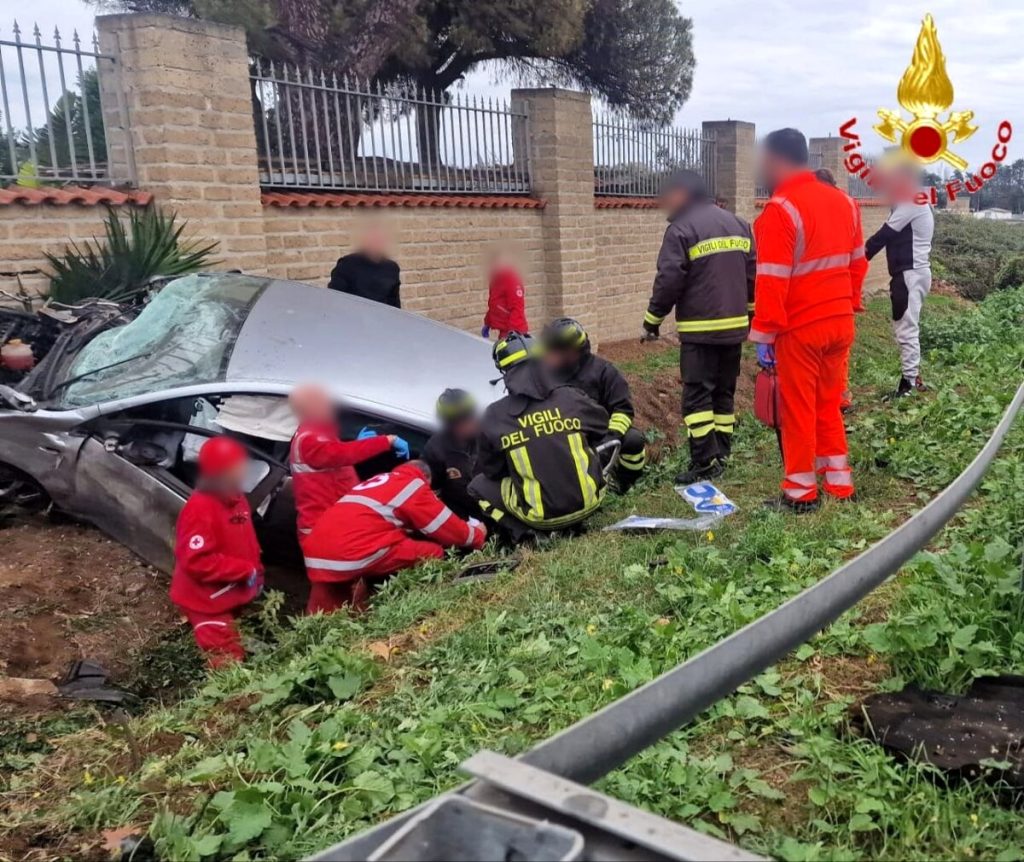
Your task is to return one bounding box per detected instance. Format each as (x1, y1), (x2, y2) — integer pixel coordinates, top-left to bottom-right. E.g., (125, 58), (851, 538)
(688, 423), (715, 438)
(684, 410), (714, 426)
(687, 236), (751, 260)
(713, 413), (735, 425)
(510, 445), (543, 519)
(608, 412), (632, 433)
(746, 302), (755, 312)
(644, 311), (665, 326)
(568, 432), (599, 510)
(498, 349), (528, 368)
(619, 450), (647, 471)
(676, 315), (749, 333)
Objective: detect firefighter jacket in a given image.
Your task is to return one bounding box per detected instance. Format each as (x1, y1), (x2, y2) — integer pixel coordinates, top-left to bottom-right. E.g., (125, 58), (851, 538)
(750, 171), (868, 342)
(645, 200), (756, 345)
(477, 363), (609, 528)
(170, 490), (263, 615)
(290, 420), (392, 534)
(305, 463), (486, 582)
(422, 430), (479, 521)
(560, 349), (635, 438)
(484, 266), (529, 335)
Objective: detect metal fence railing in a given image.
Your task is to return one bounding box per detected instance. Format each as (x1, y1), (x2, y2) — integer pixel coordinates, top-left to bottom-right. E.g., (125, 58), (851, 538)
(250, 59), (530, 194)
(593, 110), (716, 197)
(754, 146), (824, 198)
(0, 23), (124, 186)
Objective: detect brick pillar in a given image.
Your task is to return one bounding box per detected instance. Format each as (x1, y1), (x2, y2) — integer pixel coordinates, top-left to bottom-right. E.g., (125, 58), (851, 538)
(96, 14), (267, 274)
(702, 120), (756, 223)
(809, 136), (847, 191)
(512, 88), (597, 339)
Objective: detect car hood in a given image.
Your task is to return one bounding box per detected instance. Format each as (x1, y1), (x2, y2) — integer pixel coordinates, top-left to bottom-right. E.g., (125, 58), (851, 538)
(228, 281), (502, 424)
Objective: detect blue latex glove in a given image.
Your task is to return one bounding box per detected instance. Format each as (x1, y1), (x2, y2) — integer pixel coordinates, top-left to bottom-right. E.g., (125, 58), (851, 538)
(356, 426), (378, 440)
(481, 325), (490, 338)
(756, 343), (776, 369)
(392, 436), (410, 459)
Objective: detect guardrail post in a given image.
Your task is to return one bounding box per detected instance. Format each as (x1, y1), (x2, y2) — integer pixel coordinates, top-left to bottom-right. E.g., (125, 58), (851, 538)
(512, 88), (599, 342)
(95, 14), (268, 274)
(702, 120), (756, 221)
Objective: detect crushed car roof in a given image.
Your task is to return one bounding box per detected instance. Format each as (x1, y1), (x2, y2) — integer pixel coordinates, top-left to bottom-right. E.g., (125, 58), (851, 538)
(227, 279), (501, 422)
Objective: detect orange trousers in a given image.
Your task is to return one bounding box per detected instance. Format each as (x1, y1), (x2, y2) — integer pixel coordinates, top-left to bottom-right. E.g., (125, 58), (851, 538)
(775, 315), (856, 502)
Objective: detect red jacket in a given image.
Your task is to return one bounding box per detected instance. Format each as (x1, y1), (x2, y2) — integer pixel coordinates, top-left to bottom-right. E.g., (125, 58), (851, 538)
(750, 171), (867, 342)
(290, 420), (392, 533)
(169, 491), (263, 614)
(304, 463), (485, 582)
(484, 266), (529, 335)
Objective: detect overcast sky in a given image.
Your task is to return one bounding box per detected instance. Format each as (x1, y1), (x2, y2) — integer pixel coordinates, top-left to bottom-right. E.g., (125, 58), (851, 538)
(12, 0), (1024, 171)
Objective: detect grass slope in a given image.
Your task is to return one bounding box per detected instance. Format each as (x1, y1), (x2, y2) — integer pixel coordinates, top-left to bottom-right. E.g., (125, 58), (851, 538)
(3, 289), (1024, 861)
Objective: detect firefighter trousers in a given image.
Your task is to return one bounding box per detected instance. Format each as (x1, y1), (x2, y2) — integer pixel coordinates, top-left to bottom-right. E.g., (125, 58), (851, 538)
(775, 315), (856, 502)
(680, 342), (742, 465)
(613, 427), (647, 490)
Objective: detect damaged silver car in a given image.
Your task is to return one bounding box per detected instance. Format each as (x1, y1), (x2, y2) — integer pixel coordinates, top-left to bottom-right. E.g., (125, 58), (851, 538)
(0, 273), (499, 572)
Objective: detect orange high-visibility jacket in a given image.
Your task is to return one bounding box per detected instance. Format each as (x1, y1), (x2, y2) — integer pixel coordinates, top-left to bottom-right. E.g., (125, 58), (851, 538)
(749, 171), (868, 343)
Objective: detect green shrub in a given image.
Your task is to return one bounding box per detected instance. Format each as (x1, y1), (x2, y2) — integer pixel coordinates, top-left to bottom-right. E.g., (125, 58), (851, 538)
(45, 206), (218, 305)
(932, 213), (1024, 299)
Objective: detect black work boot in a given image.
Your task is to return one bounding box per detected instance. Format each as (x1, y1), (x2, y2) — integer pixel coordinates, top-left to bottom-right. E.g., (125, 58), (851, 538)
(885, 375), (914, 401)
(763, 495), (821, 514)
(675, 458), (725, 486)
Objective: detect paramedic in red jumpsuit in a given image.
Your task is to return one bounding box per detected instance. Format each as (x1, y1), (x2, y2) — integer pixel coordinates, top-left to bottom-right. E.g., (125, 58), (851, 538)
(288, 383), (408, 540)
(749, 129), (868, 512)
(169, 437), (263, 667)
(303, 460), (487, 614)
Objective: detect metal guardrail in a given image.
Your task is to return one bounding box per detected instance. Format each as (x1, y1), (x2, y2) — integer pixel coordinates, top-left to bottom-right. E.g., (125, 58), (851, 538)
(316, 382), (1024, 861)
(593, 109), (716, 198)
(250, 59), (530, 194)
(0, 22), (122, 185)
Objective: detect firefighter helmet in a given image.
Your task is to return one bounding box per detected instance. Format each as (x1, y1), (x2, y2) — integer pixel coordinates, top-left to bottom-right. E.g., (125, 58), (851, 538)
(541, 317), (590, 352)
(436, 388), (477, 423)
(492, 331), (537, 372)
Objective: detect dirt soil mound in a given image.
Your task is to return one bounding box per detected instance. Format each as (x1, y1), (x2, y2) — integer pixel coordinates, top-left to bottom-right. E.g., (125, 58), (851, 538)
(0, 515), (180, 715)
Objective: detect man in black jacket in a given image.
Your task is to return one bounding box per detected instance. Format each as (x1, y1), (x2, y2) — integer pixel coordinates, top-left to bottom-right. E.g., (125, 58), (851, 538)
(469, 332), (609, 540)
(422, 388), (481, 522)
(327, 221), (401, 308)
(541, 317), (646, 491)
(641, 170), (756, 484)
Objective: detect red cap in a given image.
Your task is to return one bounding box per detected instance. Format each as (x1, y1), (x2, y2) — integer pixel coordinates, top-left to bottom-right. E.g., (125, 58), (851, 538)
(198, 437), (248, 477)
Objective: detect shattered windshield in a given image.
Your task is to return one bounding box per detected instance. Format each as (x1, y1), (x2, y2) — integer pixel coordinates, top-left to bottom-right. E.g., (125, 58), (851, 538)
(59, 274), (267, 408)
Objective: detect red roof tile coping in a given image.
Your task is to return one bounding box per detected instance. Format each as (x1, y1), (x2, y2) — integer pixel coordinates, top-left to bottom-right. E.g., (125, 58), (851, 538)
(594, 196), (660, 209)
(0, 186), (152, 208)
(262, 191), (546, 210)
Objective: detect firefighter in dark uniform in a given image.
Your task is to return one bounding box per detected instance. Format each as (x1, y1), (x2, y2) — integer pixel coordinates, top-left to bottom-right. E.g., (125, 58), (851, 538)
(421, 388), (481, 522)
(469, 332), (609, 541)
(541, 317), (646, 491)
(641, 169), (756, 484)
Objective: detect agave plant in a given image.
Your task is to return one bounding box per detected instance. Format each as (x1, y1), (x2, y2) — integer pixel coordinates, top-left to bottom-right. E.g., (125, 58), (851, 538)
(45, 206), (219, 305)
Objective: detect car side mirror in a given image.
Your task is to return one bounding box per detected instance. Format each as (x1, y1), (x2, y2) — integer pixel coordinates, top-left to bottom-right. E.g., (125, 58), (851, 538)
(117, 439), (169, 467)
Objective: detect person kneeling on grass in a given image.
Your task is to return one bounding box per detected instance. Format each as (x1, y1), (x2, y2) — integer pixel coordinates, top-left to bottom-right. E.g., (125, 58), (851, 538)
(170, 437), (263, 668)
(302, 460), (487, 615)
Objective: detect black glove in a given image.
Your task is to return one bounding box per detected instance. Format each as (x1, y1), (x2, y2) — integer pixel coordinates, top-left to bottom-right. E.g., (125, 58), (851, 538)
(641, 320), (660, 342)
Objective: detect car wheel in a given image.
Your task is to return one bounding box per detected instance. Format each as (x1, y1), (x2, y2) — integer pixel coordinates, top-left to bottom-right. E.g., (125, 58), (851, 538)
(0, 463), (49, 513)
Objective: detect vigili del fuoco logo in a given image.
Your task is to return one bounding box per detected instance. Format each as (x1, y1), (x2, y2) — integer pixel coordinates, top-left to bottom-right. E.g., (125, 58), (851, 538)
(838, 13), (1012, 204)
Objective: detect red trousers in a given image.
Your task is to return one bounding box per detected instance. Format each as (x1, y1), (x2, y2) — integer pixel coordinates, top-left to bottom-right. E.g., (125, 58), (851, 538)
(775, 315), (856, 502)
(182, 608), (245, 668)
(304, 538), (445, 615)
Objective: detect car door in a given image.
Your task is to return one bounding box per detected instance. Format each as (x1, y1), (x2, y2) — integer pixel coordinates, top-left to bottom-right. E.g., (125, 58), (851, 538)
(67, 393), (293, 574)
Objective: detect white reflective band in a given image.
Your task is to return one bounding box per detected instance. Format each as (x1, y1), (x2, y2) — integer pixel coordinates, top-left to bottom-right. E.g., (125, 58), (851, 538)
(825, 470), (853, 486)
(304, 547), (389, 572)
(815, 455), (849, 470)
(194, 620), (229, 630)
(290, 431), (328, 475)
(339, 478), (425, 526)
(421, 507), (454, 535)
(462, 522), (479, 547)
(298, 527), (312, 535)
(793, 253), (852, 276)
(785, 472), (816, 486)
(773, 196), (805, 263)
(291, 462), (324, 474)
(757, 263), (793, 278)
(209, 583), (237, 599)
(852, 245), (865, 260)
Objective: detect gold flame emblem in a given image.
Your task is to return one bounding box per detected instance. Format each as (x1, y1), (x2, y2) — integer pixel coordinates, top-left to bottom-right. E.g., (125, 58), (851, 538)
(874, 14), (976, 169)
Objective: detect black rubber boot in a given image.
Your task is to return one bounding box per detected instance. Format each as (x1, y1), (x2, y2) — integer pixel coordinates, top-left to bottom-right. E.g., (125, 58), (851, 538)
(763, 495), (821, 514)
(674, 458), (726, 486)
